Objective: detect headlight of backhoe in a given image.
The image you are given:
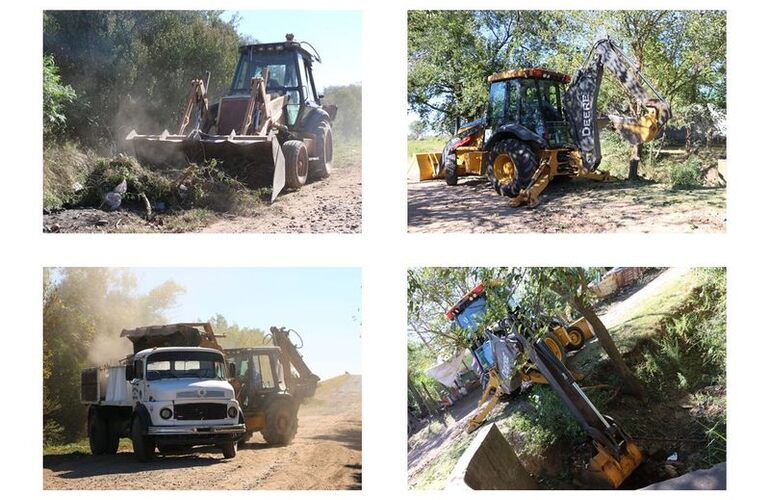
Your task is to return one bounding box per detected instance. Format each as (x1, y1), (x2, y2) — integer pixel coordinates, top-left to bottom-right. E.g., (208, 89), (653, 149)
(160, 407), (173, 420)
(227, 406), (238, 418)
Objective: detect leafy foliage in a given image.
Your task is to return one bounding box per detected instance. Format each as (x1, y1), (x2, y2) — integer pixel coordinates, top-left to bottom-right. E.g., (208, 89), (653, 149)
(322, 84), (362, 140)
(669, 157), (702, 190)
(43, 11), (241, 149)
(43, 55), (76, 141)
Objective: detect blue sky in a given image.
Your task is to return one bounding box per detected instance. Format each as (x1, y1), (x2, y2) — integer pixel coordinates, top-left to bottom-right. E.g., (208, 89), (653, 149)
(132, 267), (361, 380)
(221, 10), (362, 89)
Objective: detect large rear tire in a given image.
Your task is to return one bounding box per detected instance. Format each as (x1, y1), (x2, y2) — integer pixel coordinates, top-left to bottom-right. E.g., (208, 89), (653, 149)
(105, 419), (120, 455)
(261, 399), (299, 446)
(444, 153), (458, 186)
(543, 332), (566, 362)
(131, 417), (155, 462)
(486, 138), (538, 197)
(88, 410), (108, 455)
(310, 121), (333, 179)
(283, 140), (309, 189)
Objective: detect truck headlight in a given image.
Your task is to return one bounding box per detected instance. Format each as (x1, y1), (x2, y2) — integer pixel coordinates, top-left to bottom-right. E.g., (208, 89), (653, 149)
(227, 406), (238, 418)
(160, 407), (173, 420)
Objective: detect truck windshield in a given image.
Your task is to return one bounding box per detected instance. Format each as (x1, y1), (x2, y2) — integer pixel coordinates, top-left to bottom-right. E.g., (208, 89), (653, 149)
(146, 351), (226, 381)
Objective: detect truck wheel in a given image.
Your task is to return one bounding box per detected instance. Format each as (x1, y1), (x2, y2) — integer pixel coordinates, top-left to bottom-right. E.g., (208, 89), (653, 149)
(105, 419), (121, 455)
(486, 138), (538, 197)
(283, 140), (309, 189)
(261, 399), (298, 446)
(444, 153), (458, 186)
(131, 417), (155, 461)
(566, 326), (586, 351)
(221, 441), (237, 459)
(310, 121), (333, 179)
(88, 410), (108, 455)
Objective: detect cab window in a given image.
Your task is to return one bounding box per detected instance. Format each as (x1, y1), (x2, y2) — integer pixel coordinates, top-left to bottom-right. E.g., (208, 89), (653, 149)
(252, 354), (276, 389)
(487, 81), (506, 130)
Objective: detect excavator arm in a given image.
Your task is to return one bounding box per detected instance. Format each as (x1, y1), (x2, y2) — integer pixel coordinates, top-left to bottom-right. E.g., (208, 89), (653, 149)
(268, 326), (320, 401)
(564, 37), (672, 170)
(509, 322), (642, 487)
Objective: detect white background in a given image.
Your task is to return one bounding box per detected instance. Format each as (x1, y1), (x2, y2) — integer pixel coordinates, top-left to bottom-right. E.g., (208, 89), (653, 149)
(1, 0), (767, 497)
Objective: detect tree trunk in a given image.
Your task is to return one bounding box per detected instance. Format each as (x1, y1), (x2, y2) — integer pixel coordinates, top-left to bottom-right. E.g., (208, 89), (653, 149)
(628, 143), (642, 180)
(569, 299), (645, 399)
(408, 377), (432, 417)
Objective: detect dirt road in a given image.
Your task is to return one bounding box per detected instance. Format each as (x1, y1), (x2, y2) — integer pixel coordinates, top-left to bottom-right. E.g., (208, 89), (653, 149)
(408, 177), (726, 233)
(43, 166), (361, 234)
(44, 374), (361, 490)
(202, 165), (361, 233)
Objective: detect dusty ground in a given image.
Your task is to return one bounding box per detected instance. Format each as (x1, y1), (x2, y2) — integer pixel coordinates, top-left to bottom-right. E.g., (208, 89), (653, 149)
(43, 164), (361, 234)
(44, 374), (361, 490)
(202, 165), (361, 233)
(407, 177), (726, 233)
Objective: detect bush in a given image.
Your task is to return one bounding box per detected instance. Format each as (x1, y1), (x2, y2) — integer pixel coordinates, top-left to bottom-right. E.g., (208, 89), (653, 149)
(43, 55), (76, 141)
(669, 158), (702, 189)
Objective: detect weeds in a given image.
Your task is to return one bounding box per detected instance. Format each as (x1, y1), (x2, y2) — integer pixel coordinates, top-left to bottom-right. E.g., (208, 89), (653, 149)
(669, 158), (702, 190)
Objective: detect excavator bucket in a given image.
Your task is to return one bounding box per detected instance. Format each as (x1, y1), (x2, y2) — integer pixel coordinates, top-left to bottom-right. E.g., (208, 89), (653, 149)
(126, 130), (287, 202)
(414, 151), (443, 180)
(588, 440), (643, 488)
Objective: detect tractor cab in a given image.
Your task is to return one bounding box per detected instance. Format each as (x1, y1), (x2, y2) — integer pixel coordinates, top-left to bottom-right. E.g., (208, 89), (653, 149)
(226, 346), (288, 408)
(226, 35), (322, 128)
(486, 68), (573, 147)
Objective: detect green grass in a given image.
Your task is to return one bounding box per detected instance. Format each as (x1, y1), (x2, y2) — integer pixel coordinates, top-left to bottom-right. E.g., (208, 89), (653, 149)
(334, 138), (362, 169)
(410, 430), (474, 490)
(44, 438), (132, 455)
(408, 137), (448, 159)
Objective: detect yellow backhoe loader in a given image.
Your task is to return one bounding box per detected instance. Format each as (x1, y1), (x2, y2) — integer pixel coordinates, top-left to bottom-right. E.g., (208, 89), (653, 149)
(415, 37), (671, 207)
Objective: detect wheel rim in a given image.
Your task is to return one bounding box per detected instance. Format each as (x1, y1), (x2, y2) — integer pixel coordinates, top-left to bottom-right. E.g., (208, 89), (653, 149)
(493, 154), (517, 184)
(544, 337), (562, 360)
(569, 330), (581, 345)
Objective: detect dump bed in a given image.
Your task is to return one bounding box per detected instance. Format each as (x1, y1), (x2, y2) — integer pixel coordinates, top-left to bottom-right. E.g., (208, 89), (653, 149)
(81, 365), (132, 406)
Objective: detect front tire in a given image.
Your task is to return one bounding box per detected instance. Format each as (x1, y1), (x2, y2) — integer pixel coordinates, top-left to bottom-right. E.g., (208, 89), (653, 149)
(486, 138), (538, 197)
(261, 399), (299, 446)
(310, 121), (333, 179)
(131, 417), (155, 462)
(221, 441), (237, 459)
(283, 140), (309, 189)
(444, 154), (458, 186)
(566, 326), (586, 351)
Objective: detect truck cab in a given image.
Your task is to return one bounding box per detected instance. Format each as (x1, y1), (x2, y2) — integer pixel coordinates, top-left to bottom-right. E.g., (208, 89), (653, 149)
(82, 344), (245, 460)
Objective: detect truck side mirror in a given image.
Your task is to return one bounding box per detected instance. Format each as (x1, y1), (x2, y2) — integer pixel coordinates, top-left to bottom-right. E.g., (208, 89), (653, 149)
(125, 364), (135, 381)
(229, 362), (236, 378)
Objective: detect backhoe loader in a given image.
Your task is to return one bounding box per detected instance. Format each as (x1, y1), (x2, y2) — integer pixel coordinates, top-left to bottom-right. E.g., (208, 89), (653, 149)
(126, 34), (337, 202)
(415, 36), (671, 207)
(444, 282), (593, 433)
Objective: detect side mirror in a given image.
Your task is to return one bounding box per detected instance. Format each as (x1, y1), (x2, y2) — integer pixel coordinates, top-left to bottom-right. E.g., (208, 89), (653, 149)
(228, 362), (236, 378)
(125, 364), (135, 381)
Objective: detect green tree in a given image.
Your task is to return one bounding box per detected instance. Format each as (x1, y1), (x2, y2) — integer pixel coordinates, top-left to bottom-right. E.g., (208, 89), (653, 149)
(43, 55), (76, 141)
(322, 84), (362, 140)
(43, 268), (184, 443)
(43, 11), (241, 149)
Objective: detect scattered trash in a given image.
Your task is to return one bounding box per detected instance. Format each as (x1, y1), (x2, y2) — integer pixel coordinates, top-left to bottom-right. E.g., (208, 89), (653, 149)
(667, 452), (678, 462)
(103, 191), (122, 211)
(71, 181), (84, 192)
(96, 219), (109, 226)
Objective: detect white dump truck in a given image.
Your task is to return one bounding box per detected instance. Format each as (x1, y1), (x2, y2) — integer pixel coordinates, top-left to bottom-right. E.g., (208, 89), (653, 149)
(81, 324), (246, 461)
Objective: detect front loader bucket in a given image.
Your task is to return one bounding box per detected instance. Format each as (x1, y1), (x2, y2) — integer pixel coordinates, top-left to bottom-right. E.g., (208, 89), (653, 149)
(588, 440), (643, 488)
(126, 130), (286, 202)
(414, 151), (443, 180)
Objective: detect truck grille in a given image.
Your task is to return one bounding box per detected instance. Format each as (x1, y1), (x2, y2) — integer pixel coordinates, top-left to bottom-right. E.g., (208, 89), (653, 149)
(174, 403), (227, 421)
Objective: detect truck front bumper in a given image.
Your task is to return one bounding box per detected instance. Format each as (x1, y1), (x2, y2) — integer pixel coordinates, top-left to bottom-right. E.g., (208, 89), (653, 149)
(148, 424), (245, 436)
